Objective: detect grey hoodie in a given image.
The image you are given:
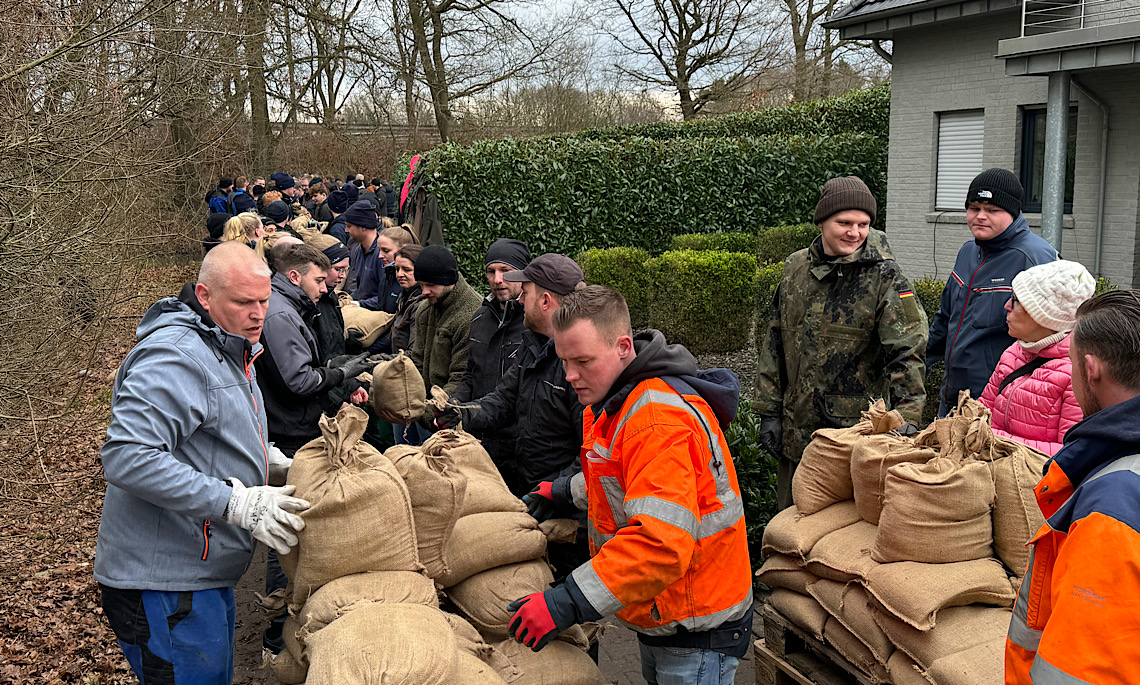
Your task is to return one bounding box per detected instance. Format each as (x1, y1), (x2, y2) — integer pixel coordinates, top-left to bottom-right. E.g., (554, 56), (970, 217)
(94, 285), (270, 591)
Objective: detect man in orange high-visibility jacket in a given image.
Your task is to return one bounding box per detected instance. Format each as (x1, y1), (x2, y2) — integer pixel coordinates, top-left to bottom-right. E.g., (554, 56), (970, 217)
(508, 285), (754, 685)
(1006, 290), (1140, 685)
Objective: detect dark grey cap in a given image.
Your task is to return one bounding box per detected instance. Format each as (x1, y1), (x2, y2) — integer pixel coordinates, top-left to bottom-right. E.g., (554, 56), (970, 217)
(503, 253), (584, 296)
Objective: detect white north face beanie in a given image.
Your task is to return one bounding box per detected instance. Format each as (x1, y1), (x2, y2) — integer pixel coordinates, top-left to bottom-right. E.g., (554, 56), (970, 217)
(1012, 260), (1095, 332)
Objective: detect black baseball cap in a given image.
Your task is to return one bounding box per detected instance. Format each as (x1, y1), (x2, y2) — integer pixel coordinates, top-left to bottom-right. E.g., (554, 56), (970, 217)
(503, 253), (584, 296)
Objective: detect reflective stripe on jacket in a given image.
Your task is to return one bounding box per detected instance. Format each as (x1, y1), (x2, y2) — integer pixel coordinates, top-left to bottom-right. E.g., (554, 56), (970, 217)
(1005, 398), (1140, 684)
(570, 377), (753, 635)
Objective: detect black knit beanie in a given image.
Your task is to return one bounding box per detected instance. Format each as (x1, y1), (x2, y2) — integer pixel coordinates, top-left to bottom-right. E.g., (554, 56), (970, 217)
(328, 189), (349, 214)
(813, 176), (877, 224)
(264, 201), (291, 224)
(415, 245), (459, 286)
(343, 200), (379, 230)
(485, 238), (531, 271)
(206, 212), (232, 240)
(966, 168), (1023, 218)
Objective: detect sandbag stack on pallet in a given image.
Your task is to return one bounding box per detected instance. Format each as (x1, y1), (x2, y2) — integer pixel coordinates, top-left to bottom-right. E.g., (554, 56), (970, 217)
(271, 408), (604, 685)
(758, 396), (1048, 685)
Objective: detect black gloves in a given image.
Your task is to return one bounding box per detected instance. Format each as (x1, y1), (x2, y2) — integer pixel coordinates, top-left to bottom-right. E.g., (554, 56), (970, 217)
(897, 421), (919, 437)
(433, 404), (461, 430)
(759, 415), (783, 458)
(334, 353), (373, 381)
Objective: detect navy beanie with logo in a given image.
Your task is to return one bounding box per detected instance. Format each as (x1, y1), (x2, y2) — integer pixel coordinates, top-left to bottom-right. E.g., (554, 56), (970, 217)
(966, 168), (1023, 218)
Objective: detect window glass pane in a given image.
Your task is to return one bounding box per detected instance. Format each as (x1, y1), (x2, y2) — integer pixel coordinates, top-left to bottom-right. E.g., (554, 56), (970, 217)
(1024, 108), (1076, 211)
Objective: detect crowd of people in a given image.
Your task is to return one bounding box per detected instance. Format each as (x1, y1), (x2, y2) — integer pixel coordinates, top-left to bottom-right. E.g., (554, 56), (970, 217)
(91, 165), (1140, 685)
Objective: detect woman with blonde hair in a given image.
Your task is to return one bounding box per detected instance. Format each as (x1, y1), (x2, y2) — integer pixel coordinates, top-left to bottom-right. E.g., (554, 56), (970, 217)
(220, 212), (265, 246)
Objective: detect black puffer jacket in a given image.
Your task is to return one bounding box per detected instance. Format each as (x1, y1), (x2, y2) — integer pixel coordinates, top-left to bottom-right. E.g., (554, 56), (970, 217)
(458, 330), (583, 493)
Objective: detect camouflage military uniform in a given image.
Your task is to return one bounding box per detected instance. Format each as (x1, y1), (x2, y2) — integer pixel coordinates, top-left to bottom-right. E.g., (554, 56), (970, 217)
(753, 229), (928, 506)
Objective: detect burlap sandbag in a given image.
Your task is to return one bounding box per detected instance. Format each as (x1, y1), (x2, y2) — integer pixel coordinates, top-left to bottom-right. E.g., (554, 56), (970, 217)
(851, 434), (938, 525)
(864, 558), (1015, 631)
(769, 588), (828, 640)
(873, 458), (995, 564)
(298, 571), (438, 636)
(444, 613), (523, 683)
(887, 652), (933, 685)
(929, 639), (1006, 685)
(340, 296), (395, 347)
(970, 438), (1048, 577)
(823, 617), (891, 683)
(539, 518), (580, 544)
(805, 520), (879, 582)
(371, 351), (428, 423)
(755, 554), (818, 595)
(285, 405), (421, 606)
(384, 443), (468, 579)
(761, 501), (862, 560)
(438, 512), (548, 587)
(873, 604), (1012, 669)
(423, 429), (527, 515)
(793, 400), (896, 514)
(456, 651), (512, 685)
(306, 603), (458, 684)
(808, 579), (893, 666)
(494, 638), (607, 685)
(915, 392), (994, 460)
(271, 615), (308, 684)
(448, 559), (555, 639)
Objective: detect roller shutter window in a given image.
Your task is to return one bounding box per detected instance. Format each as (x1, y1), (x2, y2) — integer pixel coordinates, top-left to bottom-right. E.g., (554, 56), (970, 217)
(935, 110), (985, 210)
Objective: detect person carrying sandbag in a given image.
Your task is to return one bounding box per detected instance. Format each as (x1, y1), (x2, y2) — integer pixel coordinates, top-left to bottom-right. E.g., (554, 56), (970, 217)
(978, 260), (1094, 455)
(507, 285), (753, 684)
(1006, 290), (1140, 684)
(754, 176), (929, 510)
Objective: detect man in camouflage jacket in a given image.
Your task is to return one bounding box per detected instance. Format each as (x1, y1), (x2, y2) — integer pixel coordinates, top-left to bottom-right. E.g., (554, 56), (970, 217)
(753, 177), (928, 510)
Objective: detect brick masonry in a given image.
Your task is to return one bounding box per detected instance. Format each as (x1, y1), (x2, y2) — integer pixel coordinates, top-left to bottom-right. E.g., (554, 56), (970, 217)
(884, 10), (1140, 287)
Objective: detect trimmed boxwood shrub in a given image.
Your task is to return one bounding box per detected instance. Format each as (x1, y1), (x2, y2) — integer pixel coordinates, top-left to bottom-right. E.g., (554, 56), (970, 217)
(575, 84), (890, 141)
(399, 133), (886, 280)
(913, 276), (945, 426)
(646, 250), (757, 354)
(758, 223), (819, 264)
(755, 261), (785, 320)
(725, 402), (779, 567)
(672, 232), (760, 254)
(577, 247), (653, 328)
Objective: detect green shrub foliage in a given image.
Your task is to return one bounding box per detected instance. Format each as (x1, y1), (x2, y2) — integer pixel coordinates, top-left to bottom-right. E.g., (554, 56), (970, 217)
(402, 133), (886, 279)
(672, 232), (760, 254)
(913, 276), (945, 321)
(646, 250), (757, 354)
(575, 85), (890, 141)
(755, 261), (785, 320)
(1095, 276), (1118, 295)
(576, 247), (653, 327)
(758, 224), (820, 265)
(725, 402), (780, 567)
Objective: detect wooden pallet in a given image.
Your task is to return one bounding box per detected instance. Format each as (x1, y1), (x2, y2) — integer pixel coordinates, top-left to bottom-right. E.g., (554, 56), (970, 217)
(754, 604), (876, 685)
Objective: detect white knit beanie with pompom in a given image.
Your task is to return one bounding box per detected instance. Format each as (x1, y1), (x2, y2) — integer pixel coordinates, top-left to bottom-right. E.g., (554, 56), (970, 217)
(1011, 260), (1095, 332)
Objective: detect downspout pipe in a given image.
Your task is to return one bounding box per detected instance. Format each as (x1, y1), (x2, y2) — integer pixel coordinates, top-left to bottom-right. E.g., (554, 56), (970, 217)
(1071, 77), (1109, 279)
(872, 39), (893, 64)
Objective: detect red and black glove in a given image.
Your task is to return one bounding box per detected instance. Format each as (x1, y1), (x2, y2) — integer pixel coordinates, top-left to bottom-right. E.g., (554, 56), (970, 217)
(507, 578), (603, 652)
(522, 481), (556, 522)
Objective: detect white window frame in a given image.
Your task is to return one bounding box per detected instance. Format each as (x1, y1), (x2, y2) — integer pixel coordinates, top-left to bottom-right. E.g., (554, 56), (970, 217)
(935, 110), (985, 210)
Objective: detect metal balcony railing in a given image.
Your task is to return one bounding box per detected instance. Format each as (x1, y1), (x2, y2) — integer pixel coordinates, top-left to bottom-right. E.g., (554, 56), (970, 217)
(1022, 0), (1140, 36)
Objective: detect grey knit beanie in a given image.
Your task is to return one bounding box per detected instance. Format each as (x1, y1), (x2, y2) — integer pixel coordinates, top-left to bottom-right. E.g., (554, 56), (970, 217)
(813, 176), (877, 225)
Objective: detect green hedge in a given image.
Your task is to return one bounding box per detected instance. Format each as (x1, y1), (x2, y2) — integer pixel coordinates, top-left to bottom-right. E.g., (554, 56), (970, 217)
(574, 85), (890, 141)
(725, 403), (779, 567)
(755, 261), (785, 320)
(646, 250), (757, 354)
(401, 133), (886, 280)
(577, 247), (653, 328)
(758, 224), (819, 264)
(672, 232), (760, 254)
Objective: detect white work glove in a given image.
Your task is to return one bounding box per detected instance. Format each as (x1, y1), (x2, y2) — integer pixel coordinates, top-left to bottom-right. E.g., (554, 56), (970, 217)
(224, 478), (310, 555)
(267, 444), (292, 486)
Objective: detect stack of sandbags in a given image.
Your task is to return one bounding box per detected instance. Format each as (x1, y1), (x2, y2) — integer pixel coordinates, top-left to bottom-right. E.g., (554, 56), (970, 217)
(759, 395), (1024, 685)
(338, 291), (396, 346)
(371, 351), (427, 424)
(425, 429), (605, 685)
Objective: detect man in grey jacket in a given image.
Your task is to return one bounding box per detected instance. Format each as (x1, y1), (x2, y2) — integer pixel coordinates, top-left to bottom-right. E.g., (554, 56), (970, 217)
(94, 243), (311, 685)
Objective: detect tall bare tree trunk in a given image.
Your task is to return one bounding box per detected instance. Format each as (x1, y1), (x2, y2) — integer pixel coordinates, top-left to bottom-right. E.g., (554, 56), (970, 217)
(247, 0), (274, 172)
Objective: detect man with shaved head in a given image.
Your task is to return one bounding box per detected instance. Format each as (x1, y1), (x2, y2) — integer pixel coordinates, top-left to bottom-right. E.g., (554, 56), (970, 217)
(94, 242), (311, 684)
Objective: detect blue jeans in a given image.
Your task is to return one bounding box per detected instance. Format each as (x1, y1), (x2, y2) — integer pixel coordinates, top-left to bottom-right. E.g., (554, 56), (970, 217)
(100, 584), (235, 685)
(639, 642), (740, 685)
(392, 421), (430, 446)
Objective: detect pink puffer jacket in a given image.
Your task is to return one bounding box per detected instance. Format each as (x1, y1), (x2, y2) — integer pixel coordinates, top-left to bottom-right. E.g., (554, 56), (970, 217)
(978, 335), (1082, 455)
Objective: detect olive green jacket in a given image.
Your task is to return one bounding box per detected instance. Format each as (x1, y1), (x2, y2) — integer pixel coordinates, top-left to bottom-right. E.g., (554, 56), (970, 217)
(753, 230), (927, 461)
(410, 276), (482, 396)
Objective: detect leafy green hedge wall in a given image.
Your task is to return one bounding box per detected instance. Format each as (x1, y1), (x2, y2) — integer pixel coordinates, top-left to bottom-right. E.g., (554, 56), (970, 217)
(574, 85), (890, 141)
(672, 232), (759, 255)
(405, 133), (884, 280)
(647, 251), (758, 354)
(577, 247), (653, 327)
